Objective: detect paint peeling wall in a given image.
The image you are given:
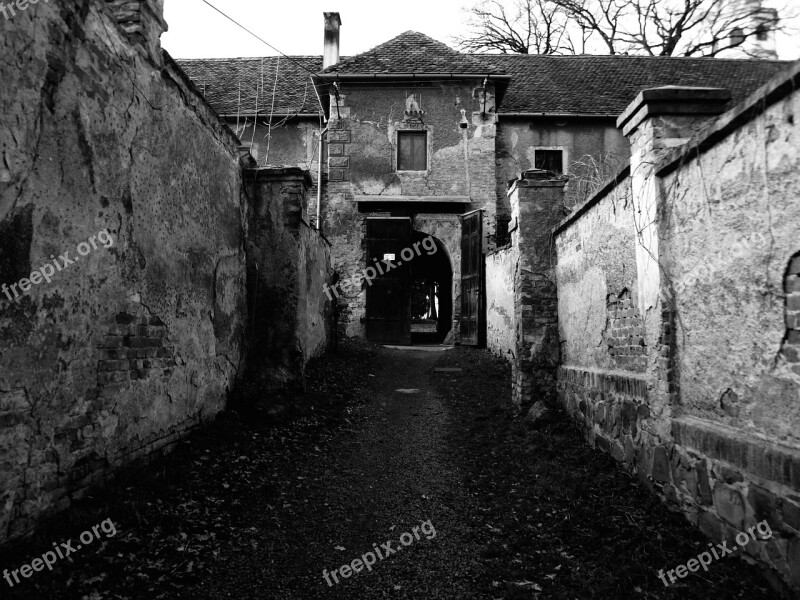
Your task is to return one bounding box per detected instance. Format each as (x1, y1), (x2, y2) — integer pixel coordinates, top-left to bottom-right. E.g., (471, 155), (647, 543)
(486, 247), (515, 360)
(496, 118), (630, 213)
(661, 87), (800, 448)
(243, 168), (333, 391)
(554, 69), (800, 593)
(554, 177), (650, 372)
(0, 1), (247, 542)
(322, 80), (497, 340)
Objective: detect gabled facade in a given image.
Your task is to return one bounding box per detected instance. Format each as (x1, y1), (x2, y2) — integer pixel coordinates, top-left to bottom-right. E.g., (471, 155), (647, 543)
(177, 14), (789, 346)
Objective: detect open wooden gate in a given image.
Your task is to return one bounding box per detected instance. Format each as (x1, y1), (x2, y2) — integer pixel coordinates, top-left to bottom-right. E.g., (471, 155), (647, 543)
(459, 210), (484, 346)
(365, 217), (412, 344)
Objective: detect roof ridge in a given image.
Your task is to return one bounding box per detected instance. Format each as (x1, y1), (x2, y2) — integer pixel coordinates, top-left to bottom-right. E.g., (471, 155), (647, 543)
(472, 53), (791, 64)
(323, 30), (504, 75)
(175, 56), (323, 62)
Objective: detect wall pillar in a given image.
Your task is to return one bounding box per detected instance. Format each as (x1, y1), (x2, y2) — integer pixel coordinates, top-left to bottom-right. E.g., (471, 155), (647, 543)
(507, 169), (565, 409)
(242, 167), (327, 396)
(617, 86), (730, 429)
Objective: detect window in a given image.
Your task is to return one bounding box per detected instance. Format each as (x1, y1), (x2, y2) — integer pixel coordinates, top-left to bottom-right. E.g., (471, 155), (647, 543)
(756, 24), (769, 41)
(397, 131), (427, 171)
(730, 27), (745, 46)
(534, 149), (564, 176)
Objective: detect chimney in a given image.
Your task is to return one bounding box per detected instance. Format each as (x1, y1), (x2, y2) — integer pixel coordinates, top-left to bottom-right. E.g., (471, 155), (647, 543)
(323, 12), (341, 70)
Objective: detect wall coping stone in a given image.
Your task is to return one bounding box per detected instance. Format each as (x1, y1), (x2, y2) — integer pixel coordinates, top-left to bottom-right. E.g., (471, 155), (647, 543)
(552, 164), (631, 236)
(617, 86), (731, 137)
(673, 416), (800, 492)
(656, 59), (800, 177)
(243, 167), (313, 188)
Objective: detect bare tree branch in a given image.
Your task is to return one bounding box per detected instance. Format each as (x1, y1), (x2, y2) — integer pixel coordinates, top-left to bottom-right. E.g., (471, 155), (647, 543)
(457, 0), (798, 57)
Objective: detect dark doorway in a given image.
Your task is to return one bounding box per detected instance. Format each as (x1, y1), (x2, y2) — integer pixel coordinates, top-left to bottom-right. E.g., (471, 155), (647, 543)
(365, 217), (412, 344)
(409, 232), (453, 345)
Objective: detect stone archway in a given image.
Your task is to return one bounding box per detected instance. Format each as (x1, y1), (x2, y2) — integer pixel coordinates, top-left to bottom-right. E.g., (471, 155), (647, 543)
(412, 215), (461, 344)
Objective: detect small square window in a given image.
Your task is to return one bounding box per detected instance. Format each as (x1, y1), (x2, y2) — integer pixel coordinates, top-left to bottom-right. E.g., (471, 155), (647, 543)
(397, 131), (427, 171)
(534, 149), (563, 175)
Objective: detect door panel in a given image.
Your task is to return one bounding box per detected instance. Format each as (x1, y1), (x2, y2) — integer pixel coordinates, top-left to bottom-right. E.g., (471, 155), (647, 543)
(460, 210), (484, 346)
(365, 218), (412, 344)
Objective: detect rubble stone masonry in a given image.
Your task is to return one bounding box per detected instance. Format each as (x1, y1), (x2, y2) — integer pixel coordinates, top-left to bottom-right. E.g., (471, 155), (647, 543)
(0, 0), (247, 543)
(554, 72), (800, 593)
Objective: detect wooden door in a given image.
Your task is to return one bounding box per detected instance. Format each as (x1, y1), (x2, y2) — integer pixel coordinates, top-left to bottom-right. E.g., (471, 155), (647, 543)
(365, 218), (412, 344)
(460, 210), (484, 346)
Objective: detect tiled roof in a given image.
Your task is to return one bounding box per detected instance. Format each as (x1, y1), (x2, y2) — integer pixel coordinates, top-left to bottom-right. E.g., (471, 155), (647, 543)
(322, 31), (504, 75)
(487, 54), (792, 115)
(176, 48), (791, 118)
(176, 56), (323, 116)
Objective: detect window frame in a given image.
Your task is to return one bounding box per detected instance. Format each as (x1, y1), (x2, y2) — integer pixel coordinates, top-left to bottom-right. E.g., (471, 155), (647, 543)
(532, 146), (567, 176)
(395, 129), (430, 173)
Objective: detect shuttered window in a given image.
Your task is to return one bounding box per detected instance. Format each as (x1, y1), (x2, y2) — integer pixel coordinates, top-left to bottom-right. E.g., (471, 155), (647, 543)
(397, 131), (427, 171)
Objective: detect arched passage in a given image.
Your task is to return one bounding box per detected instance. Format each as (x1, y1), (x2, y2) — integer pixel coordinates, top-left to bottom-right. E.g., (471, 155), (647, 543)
(409, 231), (453, 344)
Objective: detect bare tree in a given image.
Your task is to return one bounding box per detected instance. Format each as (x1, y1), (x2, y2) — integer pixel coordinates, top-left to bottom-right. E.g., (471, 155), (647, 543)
(458, 0), (795, 57)
(455, 0), (573, 54)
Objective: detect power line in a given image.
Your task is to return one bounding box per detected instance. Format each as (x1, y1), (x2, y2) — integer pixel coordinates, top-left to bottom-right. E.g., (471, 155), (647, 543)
(198, 0), (323, 80)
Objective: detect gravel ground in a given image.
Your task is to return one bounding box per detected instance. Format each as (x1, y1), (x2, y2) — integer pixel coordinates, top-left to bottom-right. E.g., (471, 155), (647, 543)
(0, 343), (779, 599)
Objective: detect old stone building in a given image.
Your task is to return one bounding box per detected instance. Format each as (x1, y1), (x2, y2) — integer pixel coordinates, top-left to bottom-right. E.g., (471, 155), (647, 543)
(179, 15), (787, 348)
(177, 14), (799, 591)
(2, 1), (799, 595)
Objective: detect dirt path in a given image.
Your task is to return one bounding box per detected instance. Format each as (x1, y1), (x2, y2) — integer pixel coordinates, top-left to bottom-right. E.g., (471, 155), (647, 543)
(0, 344), (778, 599)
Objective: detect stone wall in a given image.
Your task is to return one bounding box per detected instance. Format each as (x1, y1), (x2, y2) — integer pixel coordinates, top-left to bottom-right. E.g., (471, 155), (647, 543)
(553, 68), (800, 593)
(486, 171), (564, 409)
(486, 246), (515, 359)
(243, 167), (333, 391)
(0, 0), (332, 545)
(496, 117), (630, 217)
(321, 80), (497, 341)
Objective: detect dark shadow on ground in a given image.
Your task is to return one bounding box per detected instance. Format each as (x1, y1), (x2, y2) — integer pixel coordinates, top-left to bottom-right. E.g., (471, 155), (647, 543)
(0, 343), (779, 599)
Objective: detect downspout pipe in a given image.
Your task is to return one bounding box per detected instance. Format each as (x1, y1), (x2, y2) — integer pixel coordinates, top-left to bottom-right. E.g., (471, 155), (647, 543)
(317, 126), (328, 231)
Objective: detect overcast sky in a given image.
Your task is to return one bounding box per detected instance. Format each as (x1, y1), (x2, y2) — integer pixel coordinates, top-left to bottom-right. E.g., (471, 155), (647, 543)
(161, 0), (799, 60)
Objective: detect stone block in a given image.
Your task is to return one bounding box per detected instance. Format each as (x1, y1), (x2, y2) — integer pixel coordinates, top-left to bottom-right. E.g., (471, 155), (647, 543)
(329, 156), (349, 168)
(713, 483), (745, 528)
(780, 498), (800, 533)
(747, 483), (781, 530)
(328, 130), (351, 143)
(652, 446), (671, 483)
(697, 509), (724, 541)
(715, 464), (744, 484)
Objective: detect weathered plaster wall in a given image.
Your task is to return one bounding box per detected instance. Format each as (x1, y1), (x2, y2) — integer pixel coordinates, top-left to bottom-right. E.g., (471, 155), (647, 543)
(322, 80), (497, 340)
(554, 72), (800, 594)
(555, 176), (650, 373)
(0, 2), (248, 542)
(661, 90), (800, 448)
(496, 118), (629, 213)
(486, 247), (515, 359)
(244, 168), (333, 391)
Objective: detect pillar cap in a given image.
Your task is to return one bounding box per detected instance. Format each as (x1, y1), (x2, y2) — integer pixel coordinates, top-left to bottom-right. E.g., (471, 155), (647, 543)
(617, 86), (731, 136)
